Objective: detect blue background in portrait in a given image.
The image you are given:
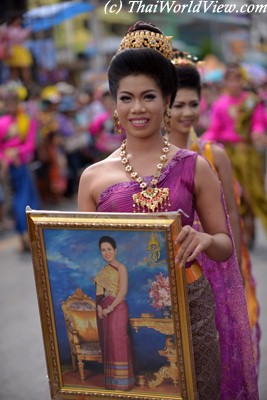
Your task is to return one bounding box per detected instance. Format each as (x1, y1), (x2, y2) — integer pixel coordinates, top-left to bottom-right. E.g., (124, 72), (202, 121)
(43, 228), (173, 372)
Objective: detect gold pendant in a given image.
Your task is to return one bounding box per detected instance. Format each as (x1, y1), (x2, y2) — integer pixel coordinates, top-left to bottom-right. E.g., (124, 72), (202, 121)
(132, 187), (170, 212)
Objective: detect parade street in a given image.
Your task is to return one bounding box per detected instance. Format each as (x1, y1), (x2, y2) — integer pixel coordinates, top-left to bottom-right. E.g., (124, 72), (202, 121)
(0, 200), (266, 400)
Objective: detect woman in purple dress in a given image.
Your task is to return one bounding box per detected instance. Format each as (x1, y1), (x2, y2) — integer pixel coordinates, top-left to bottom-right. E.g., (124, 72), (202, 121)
(78, 23), (258, 400)
(168, 57), (261, 372)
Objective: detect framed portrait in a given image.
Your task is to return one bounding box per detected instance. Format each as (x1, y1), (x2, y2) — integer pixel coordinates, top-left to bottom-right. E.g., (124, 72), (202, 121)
(26, 209), (196, 400)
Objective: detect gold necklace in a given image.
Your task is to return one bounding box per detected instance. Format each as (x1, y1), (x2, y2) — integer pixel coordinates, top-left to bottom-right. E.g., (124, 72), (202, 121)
(120, 138), (171, 212)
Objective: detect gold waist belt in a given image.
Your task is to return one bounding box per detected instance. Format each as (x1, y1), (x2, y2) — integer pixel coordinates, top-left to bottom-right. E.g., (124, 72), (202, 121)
(185, 260), (203, 284)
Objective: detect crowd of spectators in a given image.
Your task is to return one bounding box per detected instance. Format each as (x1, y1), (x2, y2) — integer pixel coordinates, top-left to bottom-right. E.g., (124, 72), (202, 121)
(0, 78), (125, 243)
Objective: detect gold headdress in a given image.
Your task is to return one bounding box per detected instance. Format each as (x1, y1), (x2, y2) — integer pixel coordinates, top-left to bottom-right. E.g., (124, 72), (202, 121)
(118, 30), (173, 60)
(171, 49), (205, 68)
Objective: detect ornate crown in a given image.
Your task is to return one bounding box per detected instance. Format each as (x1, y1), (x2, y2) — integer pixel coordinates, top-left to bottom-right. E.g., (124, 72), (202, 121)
(118, 30), (173, 60)
(171, 49), (204, 68)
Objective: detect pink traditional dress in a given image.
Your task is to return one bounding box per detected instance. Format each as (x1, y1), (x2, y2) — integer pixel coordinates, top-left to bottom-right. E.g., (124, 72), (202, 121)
(203, 92), (267, 235)
(95, 263), (134, 390)
(257, 91), (267, 131)
(0, 110), (39, 233)
(97, 149), (259, 400)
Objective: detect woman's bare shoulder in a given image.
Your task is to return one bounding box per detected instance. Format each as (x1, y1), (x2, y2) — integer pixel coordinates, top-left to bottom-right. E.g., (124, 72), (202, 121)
(194, 154), (220, 193)
(80, 152), (120, 181)
(195, 153), (212, 170)
(210, 142), (229, 160)
(210, 143), (231, 170)
(80, 160), (104, 178)
(117, 262), (128, 274)
(78, 149), (126, 209)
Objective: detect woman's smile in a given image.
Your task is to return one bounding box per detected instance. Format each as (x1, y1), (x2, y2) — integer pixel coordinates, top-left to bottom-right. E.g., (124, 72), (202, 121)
(180, 119), (195, 127)
(129, 118), (149, 128)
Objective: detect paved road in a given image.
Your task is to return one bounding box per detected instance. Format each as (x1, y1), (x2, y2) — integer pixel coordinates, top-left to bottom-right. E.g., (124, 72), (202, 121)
(0, 203), (266, 400)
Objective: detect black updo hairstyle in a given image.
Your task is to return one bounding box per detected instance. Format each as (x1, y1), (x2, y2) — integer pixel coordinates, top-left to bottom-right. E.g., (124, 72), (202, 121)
(99, 236), (117, 250)
(108, 21), (178, 107)
(175, 64), (201, 98)
(172, 49), (201, 98)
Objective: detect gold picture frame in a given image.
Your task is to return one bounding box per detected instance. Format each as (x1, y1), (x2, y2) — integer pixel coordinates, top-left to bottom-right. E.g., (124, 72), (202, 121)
(26, 209), (196, 400)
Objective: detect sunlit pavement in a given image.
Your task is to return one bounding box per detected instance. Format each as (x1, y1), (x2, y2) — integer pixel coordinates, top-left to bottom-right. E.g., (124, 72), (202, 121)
(0, 199), (266, 400)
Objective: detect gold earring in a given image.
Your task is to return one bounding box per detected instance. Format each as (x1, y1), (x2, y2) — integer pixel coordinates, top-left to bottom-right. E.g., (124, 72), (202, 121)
(163, 107), (171, 136)
(113, 110), (123, 134)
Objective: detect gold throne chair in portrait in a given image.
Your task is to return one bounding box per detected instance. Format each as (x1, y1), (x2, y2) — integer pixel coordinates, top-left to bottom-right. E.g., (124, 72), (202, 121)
(62, 288), (102, 381)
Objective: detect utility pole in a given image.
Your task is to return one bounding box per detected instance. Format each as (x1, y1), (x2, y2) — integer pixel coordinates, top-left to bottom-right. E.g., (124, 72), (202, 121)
(89, 0), (105, 71)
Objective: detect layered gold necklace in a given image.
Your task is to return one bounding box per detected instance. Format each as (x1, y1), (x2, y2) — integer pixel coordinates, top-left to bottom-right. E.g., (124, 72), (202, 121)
(120, 138), (171, 212)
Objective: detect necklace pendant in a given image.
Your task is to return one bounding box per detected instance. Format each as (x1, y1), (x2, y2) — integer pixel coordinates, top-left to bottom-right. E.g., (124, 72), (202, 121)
(132, 187), (170, 213)
(120, 138), (172, 213)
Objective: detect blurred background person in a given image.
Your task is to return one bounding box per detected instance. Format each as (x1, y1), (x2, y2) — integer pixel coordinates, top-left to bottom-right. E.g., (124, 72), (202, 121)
(24, 83), (41, 120)
(0, 19), (8, 85)
(204, 63), (267, 249)
(80, 84), (106, 127)
(196, 55), (224, 135)
(35, 85), (67, 204)
(57, 94), (90, 198)
(75, 89), (96, 166)
(3, 12), (33, 87)
(89, 84), (124, 162)
(0, 84), (39, 251)
(26, 29), (57, 86)
(197, 80), (223, 135)
(257, 78), (267, 135)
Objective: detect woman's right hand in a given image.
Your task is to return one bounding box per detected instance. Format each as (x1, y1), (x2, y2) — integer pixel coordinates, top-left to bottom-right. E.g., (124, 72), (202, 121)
(97, 305), (104, 319)
(175, 225), (213, 268)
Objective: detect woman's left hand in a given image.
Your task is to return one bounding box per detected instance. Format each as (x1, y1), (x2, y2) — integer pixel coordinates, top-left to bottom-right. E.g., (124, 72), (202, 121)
(102, 308), (111, 318)
(175, 225), (212, 268)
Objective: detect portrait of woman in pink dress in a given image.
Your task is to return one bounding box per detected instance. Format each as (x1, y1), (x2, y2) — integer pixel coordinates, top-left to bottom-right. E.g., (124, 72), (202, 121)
(94, 235), (134, 391)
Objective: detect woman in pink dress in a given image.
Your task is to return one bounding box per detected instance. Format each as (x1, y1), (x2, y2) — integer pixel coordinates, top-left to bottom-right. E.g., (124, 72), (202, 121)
(204, 64), (267, 248)
(0, 87), (39, 250)
(95, 235), (134, 390)
(257, 78), (267, 133)
(78, 22), (258, 400)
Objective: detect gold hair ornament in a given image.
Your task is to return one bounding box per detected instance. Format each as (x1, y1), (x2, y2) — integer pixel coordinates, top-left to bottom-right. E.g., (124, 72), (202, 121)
(171, 50), (205, 68)
(119, 30), (173, 60)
